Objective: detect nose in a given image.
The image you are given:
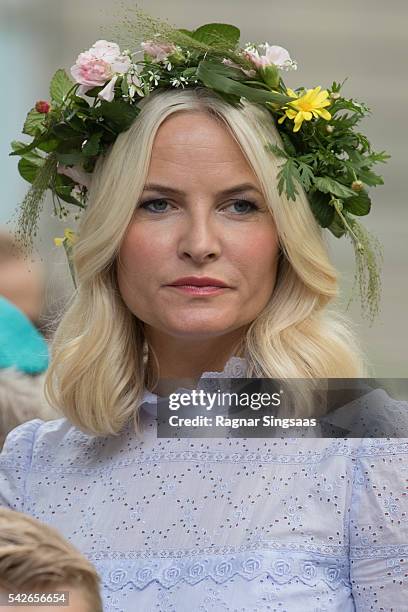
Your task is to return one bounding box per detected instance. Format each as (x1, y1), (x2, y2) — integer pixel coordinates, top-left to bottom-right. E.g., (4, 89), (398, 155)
(177, 211), (221, 264)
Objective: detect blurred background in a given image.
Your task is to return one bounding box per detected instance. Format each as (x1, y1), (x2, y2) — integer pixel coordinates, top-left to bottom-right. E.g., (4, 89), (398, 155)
(0, 0), (406, 375)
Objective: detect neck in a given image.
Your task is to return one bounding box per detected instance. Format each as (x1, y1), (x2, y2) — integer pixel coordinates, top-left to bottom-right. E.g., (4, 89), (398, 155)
(144, 327), (247, 396)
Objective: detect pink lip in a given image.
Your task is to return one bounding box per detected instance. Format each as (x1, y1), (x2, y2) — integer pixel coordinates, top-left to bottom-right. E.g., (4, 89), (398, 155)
(166, 276), (231, 296)
(167, 285), (228, 296)
(168, 276), (229, 288)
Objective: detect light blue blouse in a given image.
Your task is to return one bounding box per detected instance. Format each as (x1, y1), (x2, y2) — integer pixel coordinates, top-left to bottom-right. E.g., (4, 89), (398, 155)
(0, 357), (407, 611)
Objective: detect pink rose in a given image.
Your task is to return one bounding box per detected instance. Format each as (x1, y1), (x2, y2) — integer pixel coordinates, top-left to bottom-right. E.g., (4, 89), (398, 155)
(243, 43), (297, 71)
(141, 41), (177, 62)
(71, 40), (131, 98)
(57, 164), (92, 189)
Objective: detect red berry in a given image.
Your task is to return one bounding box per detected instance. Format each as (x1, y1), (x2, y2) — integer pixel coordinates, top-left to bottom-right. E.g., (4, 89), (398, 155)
(35, 100), (51, 113)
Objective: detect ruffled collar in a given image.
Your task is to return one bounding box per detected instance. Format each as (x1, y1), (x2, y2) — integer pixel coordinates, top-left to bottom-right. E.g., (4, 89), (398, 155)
(141, 355), (248, 416)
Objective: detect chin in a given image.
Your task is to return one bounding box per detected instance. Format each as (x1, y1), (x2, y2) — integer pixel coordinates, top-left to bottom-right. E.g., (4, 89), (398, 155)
(169, 326), (232, 339)
(165, 319), (237, 339)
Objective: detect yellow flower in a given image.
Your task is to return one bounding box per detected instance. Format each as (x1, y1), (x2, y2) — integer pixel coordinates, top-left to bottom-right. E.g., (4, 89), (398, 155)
(278, 86), (332, 132)
(54, 228), (77, 248)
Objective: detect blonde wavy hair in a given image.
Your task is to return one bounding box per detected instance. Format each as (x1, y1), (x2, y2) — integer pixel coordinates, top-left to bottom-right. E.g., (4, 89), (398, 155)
(45, 88), (366, 436)
(0, 508), (102, 611)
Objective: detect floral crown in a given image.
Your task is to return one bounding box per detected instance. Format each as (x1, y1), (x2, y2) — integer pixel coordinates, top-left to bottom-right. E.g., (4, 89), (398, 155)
(10, 11), (388, 320)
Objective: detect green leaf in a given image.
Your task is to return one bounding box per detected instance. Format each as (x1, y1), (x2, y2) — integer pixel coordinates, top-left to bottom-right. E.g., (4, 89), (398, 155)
(297, 162), (315, 192)
(308, 190), (335, 228)
(260, 64), (279, 89)
(52, 174), (84, 207)
(82, 157), (98, 173)
(266, 143), (288, 159)
(82, 132), (102, 157)
(192, 23), (240, 47)
(18, 156), (45, 184)
(55, 173), (74, 188)
(343, 191), (371, 216)
(314, 176), (356, 199)
(328, 213), (347, 238)
(54, 185), (81, 206)
(357, 167), (384, 187)
(16, 149), (45, 166)
(10, 140), (29, 154)
(23, 109), (46, 137)
(368, 150), (391, 164)
(279, 132), (296, 157)
(276, 158), (299, 201)
(121, 76), (129, 96)
(10, 140), (44, 165)
(182, 67), (198, 79)
(271, 152), (314, 200)
(55, 151), (85, 165)
(10, 135), (58, 157)
(50, 69), (74, 104)
(178, 28), (196, 39)
(197, 59), (246, 81)
(64, 112), (87, 132)
(10, 134), (48, 157)
(197, 61), (292, 105)
(37, 138), (59, 153)
(95, 100), (140, 132)
(81, 86), (103, 97)
(72, 95), (90, 108)
(52, 122), (82, 141)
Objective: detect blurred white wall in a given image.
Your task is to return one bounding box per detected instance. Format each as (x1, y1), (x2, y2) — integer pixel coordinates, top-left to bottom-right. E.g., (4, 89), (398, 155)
(1, 0), (406, 374)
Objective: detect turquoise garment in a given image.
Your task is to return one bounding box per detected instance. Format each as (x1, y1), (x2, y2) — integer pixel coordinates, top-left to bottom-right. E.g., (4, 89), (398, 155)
(0, 296), (48, 374)
(0, 357), (407, 611)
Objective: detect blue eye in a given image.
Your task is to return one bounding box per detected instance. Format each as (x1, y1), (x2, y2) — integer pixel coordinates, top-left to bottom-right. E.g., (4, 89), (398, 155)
(139, 199), (170, 213)
(138, 198), (259, 214)
(228, 199), (259, 214)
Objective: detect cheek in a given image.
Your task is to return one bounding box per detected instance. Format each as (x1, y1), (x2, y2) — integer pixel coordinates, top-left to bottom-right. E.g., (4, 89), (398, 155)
(117, 228), (158, 307)
(231, 225), (280, 278)
(118, 224), (169, 277)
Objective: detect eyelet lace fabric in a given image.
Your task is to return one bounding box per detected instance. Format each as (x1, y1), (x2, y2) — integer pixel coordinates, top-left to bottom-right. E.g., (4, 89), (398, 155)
(0, 356), (407, 611)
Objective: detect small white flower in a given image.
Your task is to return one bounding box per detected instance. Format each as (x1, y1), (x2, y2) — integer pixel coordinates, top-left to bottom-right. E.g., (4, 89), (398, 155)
(147, 70), (160, 86)
(70, 184), (87, 205)
(170, 75), (188, 88)
(126, 70), (145, 97)
(164, 60), (173, 71)
(282, 58), (297, 71)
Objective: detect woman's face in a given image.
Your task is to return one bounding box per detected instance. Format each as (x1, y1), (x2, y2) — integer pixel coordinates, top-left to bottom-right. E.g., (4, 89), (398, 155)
(117, 111), (280, 342)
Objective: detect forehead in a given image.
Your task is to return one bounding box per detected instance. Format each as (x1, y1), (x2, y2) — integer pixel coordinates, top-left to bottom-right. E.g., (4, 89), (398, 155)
(150, 111), (254, 172)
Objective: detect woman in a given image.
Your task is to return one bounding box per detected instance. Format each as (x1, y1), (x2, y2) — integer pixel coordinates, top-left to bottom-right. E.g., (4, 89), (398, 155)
(1, 85), (407, 611)
(4, 10), (408, 605)
(48, 87), (365, 431)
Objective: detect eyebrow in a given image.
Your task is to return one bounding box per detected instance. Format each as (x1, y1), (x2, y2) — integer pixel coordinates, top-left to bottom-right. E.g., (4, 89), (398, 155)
(142, 182), (263, 197)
